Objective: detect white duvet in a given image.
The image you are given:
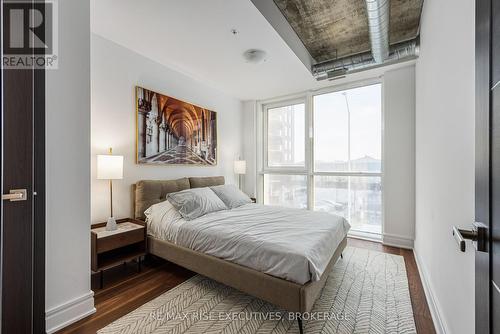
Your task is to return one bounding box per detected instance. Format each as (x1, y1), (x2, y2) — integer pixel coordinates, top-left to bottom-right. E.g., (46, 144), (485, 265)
(145, 201), (350, 284)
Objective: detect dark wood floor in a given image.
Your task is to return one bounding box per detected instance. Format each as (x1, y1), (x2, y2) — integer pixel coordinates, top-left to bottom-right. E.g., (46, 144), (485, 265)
(58, 238), (435, 334)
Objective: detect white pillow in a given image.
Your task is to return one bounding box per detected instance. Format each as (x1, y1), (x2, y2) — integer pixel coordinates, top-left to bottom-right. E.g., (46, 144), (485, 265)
(167, 187), (227, 220)
(210, 184), (252, 209)
(144, 199), (184, 241)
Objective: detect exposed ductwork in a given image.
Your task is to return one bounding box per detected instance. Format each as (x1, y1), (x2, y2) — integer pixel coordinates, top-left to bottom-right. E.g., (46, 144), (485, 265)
(366, 0), (390, 63)
(253, 0), (422, 81)
(312, 0), (419, 81)
(313, 38), (419, 81)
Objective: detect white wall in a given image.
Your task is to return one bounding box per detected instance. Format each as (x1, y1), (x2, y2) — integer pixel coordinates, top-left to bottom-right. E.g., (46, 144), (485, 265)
(414, 0), (475, 333)
(45, 1), (94, 333)
(383, 66), (416, 248)
(91, 34), (244, 223)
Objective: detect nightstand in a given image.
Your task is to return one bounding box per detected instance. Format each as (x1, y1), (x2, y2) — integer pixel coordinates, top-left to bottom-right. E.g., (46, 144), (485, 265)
(91, 218), (146, 288)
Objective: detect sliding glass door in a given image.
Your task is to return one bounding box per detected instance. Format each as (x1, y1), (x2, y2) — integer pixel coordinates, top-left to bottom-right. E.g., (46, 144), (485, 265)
(261, 83), (382, 236)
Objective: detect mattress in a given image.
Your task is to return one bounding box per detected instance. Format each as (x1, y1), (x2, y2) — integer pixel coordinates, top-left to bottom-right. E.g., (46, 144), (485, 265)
(146, 202), (350, 284)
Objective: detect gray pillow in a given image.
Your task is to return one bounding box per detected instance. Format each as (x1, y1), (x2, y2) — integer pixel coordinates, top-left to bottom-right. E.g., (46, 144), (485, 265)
(210, 184), (252, 209)
(167, 187), (227, 220)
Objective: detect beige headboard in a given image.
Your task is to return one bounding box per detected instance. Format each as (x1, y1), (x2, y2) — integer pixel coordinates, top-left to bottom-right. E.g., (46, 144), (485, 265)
(134, 176), (225, 219)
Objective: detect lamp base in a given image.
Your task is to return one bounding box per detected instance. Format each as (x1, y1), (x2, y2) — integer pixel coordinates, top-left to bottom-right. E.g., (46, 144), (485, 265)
(106, 217), (117, 231)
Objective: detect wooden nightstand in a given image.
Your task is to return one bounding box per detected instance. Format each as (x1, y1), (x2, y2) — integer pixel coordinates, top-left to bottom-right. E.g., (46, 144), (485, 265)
(91, 218), (146, 288)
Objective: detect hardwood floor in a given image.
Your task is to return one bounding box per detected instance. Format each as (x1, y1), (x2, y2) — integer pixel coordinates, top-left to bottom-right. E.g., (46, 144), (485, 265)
(57, 238), (435, 334)
(57, 257), (194, 334)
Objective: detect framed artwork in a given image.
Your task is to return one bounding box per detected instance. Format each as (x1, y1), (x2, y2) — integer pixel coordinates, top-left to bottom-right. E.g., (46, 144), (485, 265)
(136, 86), (217, 165)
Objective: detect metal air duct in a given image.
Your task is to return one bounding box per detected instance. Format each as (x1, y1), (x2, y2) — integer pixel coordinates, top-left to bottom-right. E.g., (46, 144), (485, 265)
(313, 38), (419, 81)
(366, 0), (390, 63)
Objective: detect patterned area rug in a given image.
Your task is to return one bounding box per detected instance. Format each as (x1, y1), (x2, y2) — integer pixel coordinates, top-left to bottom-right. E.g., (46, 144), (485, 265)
(98, 247), (416, 334)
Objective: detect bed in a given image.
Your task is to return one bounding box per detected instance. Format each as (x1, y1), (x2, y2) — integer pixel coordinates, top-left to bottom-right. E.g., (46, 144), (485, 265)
(134, 176), (349, 333)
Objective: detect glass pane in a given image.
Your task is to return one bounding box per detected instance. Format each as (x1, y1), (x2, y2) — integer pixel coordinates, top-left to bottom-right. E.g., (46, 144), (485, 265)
(314, 176), (382, 234)
(267, 103), (305, 167)
(264, 174), (307, 208)
(314, 84), (381, 172)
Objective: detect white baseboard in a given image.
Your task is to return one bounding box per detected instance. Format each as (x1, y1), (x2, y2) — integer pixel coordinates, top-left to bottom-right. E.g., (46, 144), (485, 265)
(348, 230), (382, 242)
(382, 233), (414, 249)
(413, 249), (448, 334)
(45, 290), (96, 334)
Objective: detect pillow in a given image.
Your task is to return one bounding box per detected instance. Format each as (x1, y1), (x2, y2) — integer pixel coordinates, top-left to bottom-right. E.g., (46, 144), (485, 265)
(210, 184), (252, 209)
(144, 199), (178, 222)
(167, 187), (227, 220)
(144, 199), (184, 241)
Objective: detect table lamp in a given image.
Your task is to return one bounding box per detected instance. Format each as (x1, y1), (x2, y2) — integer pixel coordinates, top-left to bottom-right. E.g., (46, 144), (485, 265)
(97, 148), (123, 231)
(234, 159), (246, 191)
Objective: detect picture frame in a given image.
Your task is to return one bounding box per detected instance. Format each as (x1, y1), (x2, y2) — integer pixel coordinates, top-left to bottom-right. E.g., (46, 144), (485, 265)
(136, 86), (217, 166)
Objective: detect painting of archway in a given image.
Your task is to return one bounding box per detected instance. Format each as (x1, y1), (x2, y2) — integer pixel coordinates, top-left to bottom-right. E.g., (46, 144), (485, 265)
(136, 87), (217, 165)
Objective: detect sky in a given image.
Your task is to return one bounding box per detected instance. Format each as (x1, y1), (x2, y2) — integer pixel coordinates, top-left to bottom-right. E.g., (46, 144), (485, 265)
(313, 83), (382, 163)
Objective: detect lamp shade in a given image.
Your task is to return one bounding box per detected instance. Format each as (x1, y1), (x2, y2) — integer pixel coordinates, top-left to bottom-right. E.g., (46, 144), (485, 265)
(97, 155), (123, 180)
(234, 160), (246, 175)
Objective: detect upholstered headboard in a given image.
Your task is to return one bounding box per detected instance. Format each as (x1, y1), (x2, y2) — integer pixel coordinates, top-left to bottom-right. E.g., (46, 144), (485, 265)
(134, 176), (225, 219)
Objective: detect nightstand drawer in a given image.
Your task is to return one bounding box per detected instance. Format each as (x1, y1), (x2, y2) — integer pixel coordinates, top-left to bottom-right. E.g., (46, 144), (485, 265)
(97, 228), (144, 254)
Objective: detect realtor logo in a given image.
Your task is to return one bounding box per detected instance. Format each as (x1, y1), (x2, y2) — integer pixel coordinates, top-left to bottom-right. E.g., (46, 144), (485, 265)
(3, 0), (58, 69)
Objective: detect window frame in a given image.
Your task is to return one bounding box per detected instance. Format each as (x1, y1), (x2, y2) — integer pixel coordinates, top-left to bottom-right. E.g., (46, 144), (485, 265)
(257, 79), (384, 236)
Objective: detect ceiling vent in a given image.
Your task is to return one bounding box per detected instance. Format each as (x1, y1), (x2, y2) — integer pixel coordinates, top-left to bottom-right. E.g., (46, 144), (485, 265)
(243, 49), (267, 64)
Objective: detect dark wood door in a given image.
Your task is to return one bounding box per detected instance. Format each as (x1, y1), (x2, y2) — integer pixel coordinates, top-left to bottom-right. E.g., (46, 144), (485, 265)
(475, 1), (491, 333)
(1, 0), (45, 332)
(492, 1), (500, 332)
(476, 0), (500, 333)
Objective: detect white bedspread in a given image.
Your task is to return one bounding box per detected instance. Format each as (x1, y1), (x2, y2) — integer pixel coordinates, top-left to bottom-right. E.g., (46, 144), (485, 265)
(147, 203), (350, 284)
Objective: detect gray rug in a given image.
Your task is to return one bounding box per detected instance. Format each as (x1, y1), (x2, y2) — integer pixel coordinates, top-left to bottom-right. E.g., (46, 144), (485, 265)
(98, 247), (416, 334)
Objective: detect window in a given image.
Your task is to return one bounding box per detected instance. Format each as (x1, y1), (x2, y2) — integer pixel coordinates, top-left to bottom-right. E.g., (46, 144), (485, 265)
(261, 83), (382, 236)
(266, 103), (305, 167)
(264, 174), (307, 209)
(314, 175), (382, 234)
(314, 85), (382, 173)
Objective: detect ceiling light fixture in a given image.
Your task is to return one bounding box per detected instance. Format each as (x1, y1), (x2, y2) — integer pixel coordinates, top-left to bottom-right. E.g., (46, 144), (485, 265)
(243, 49), (267, 65)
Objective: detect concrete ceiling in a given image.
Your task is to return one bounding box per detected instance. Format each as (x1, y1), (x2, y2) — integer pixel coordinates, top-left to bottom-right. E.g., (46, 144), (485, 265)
(92, 0), (418, 100)
(272, 0), (423, 62)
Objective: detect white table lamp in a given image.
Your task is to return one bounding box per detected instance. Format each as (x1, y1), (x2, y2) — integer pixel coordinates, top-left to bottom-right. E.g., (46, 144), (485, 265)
(234, 160), (246, 190)
(97, 148), (123, 231)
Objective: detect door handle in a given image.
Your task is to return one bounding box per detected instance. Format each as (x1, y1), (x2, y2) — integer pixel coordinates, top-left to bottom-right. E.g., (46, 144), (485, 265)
(1, 189), (27, 202)
(453, 222), (487, 252)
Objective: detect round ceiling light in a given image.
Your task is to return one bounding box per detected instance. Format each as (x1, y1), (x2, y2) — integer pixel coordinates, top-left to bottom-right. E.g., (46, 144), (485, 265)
(243, 49), (267, 64)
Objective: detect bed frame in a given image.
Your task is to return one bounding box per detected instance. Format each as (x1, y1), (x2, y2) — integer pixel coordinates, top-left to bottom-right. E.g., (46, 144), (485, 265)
(134, 176), (347, 333)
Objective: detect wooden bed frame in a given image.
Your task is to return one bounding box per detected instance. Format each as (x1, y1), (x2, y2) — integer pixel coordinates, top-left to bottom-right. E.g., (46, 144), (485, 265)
(134, 176), (347, 333)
